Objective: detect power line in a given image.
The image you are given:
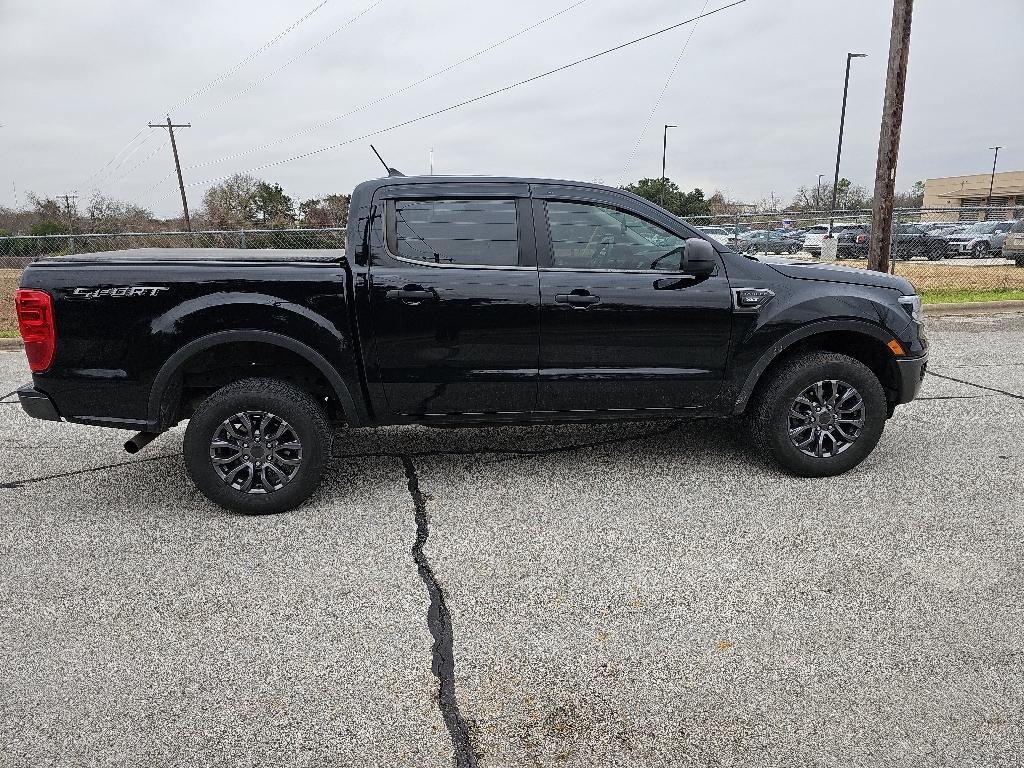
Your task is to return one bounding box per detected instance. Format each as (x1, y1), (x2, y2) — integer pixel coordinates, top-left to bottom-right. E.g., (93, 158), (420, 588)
(154, 0), (748, 197)
(138, 0), (591, 193)
(78, 0), (331, 193)
(194, 0), (389, 121)
(77, 128), (150, 191)
(169, 0), (332, 112)
(619, 0), (711, 184)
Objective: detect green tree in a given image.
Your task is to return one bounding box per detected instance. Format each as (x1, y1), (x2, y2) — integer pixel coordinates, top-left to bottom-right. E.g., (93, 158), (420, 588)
(201, 173), (261, 228)
(298, 194), (350, 228)
(893, 180), (925, 208)
(30, 219), (69, 236)
(621, 177), (711, 217)
(254, 182), (295, 227)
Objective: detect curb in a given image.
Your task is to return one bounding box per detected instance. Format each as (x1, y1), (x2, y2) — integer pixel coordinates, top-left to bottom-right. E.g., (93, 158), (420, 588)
(924, 300), (1024, 316)
(0, 338), (23, 351)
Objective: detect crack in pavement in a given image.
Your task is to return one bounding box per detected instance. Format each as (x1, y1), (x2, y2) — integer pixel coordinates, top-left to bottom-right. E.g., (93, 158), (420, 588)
(400, 455), (479, 768)
(927, 370), (1024, 401)
(0, 453), (182, 489)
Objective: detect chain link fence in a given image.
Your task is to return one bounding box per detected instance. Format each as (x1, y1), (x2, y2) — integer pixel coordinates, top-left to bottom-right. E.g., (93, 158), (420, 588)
(3, 208), (1024, 334)
(682, 205), (1024, 297)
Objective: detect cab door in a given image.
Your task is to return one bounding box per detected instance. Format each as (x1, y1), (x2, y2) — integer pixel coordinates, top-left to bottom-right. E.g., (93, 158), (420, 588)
(365, 183), (540, 418)
(532, 185), (733, 414)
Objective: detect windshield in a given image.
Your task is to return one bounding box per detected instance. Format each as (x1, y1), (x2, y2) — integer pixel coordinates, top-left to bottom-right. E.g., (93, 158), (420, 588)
(962, 222), (996, 234)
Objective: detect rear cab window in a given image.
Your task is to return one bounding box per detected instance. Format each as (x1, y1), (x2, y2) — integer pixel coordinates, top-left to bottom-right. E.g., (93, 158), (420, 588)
(385, 198), (519, 267)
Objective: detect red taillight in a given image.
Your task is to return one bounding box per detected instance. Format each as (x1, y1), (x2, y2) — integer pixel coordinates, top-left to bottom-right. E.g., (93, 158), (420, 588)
(856, 234), (867, 244)
(15, 289), (56, 372)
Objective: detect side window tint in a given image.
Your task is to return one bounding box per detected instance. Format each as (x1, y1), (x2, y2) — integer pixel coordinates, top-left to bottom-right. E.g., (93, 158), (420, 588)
(546, 201), (689, 271)
(393, 199), (518, 266)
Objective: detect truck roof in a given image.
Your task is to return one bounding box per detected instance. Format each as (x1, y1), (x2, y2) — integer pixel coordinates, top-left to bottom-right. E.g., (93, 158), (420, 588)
(351, 174), (663, 209)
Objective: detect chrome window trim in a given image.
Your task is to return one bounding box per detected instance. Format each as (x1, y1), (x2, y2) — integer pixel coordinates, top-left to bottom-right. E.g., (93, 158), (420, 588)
(538, 267), (699, 277)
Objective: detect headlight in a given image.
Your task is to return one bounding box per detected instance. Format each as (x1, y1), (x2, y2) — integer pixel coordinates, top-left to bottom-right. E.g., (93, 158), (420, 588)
(898, 295), (922, 323)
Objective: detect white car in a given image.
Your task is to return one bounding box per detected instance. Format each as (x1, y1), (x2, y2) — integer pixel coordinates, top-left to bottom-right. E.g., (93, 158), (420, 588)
(802, 223), (858, 255)
(699, 226), (732, 246)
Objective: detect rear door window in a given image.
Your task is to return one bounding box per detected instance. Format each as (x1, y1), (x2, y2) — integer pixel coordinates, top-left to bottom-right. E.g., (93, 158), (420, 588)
(387, 199), (519, 267)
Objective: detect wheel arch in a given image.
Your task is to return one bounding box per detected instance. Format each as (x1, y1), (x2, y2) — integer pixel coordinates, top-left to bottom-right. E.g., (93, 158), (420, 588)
(733, 321), (901, 415)
(147, 330), (363, 430)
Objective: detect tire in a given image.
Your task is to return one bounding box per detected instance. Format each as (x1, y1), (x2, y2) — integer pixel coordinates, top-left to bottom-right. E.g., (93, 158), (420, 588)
(748, 352), (887, 477)
(926, 244), (943, 261)
(1015, 256), (1024, 268)
(184, 378), (333, 514)
(746, 245), (759, 255)
(971, 242), (988, 258)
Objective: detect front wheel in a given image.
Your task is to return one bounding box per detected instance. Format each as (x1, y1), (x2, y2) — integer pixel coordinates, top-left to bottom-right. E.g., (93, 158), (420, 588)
(748, 352), (887, 477)
(184, 378), (333, 514)
(971, 242), (988, 258)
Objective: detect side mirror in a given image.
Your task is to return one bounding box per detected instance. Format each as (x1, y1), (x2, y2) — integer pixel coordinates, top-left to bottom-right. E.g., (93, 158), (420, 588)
(682, 238), (716, 276)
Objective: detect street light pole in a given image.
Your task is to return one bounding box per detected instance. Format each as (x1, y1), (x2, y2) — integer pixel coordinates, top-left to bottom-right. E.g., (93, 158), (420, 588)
(984, 145), (1001, 220)
(661, 124), (677, 209)
(828, 53), (867, 235)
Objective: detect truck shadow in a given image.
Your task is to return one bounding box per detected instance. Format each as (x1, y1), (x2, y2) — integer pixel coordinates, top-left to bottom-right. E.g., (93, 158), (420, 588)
(329, 417), (754, 468)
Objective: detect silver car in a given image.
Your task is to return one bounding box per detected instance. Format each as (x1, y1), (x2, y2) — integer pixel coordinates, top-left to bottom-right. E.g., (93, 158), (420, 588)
(945, 220), (1015, 257)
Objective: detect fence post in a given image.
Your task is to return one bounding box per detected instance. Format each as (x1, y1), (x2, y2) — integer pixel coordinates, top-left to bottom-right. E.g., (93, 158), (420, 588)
(239, 230), (246, 249)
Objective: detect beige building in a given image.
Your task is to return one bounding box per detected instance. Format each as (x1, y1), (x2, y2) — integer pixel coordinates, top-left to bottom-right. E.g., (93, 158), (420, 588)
(923, 170), (1024, 220)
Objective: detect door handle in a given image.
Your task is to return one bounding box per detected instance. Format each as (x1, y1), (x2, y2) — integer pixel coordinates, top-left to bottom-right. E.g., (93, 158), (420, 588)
(386, 285), (435, 304)
(555, 291), (600, 309)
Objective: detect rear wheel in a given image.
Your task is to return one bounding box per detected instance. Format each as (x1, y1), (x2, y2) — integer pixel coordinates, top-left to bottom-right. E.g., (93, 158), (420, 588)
(748, 352), (887, 477)
(184, 378), (333, 514)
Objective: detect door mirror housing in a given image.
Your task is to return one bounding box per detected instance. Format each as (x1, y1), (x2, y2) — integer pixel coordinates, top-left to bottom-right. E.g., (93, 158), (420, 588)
(682, 238), (717, 276)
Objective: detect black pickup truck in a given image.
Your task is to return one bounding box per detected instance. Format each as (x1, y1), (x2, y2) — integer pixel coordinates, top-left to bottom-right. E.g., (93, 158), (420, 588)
(15, 175), (928, 513)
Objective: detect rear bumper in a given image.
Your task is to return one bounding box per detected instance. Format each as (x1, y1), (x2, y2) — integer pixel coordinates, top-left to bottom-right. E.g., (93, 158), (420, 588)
(17, 385), (61, 421)
(895, 354), (928, 404)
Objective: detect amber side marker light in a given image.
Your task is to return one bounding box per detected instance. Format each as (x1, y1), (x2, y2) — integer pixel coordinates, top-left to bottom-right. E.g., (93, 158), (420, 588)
(887, 339), (906, 356)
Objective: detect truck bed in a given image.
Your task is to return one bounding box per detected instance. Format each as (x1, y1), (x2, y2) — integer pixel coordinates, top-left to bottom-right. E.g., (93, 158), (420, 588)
(37, 247), (344, 264)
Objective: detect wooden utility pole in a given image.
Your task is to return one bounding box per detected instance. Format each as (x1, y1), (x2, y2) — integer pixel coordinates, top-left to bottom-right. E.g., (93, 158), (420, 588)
(61, 193), (78, 231)
(148, 116), (193, 231)
(867, 0), (914, 273)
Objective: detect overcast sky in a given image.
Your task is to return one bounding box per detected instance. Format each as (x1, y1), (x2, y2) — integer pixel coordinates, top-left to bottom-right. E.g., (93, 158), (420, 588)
(1, 0), (1021, 217)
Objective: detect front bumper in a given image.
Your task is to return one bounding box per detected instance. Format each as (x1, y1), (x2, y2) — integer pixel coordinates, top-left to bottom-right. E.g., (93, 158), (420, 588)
(895, 354), (928, 404)
(17, 385), (61, 421)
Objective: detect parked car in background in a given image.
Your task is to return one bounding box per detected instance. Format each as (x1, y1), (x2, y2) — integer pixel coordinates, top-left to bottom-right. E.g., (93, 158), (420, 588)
(804, 223), (859, 256)
(945, 220), (1015, 257)
(836, 224), (950, 260)
(991, 220), (1018, 255)
(738, 230), (802, 254)
(1004, 219), (1024, 267)
(834, 224), (870, 259)
(802, 225), (829, 255)
(699, 226), (732, 246)
(921, 222), (961, 235)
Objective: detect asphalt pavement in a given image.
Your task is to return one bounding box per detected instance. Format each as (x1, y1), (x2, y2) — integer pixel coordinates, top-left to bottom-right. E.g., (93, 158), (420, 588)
(1, 313), (1022, 767)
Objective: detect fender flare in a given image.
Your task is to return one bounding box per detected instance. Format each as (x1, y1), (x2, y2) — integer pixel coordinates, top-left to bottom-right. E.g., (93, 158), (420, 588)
(147, 329), (362, 429)
(731, 319), (897, 414)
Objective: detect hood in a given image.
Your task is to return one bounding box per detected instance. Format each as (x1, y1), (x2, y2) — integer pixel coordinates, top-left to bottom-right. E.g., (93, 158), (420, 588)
(763, 257), (915, 293)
